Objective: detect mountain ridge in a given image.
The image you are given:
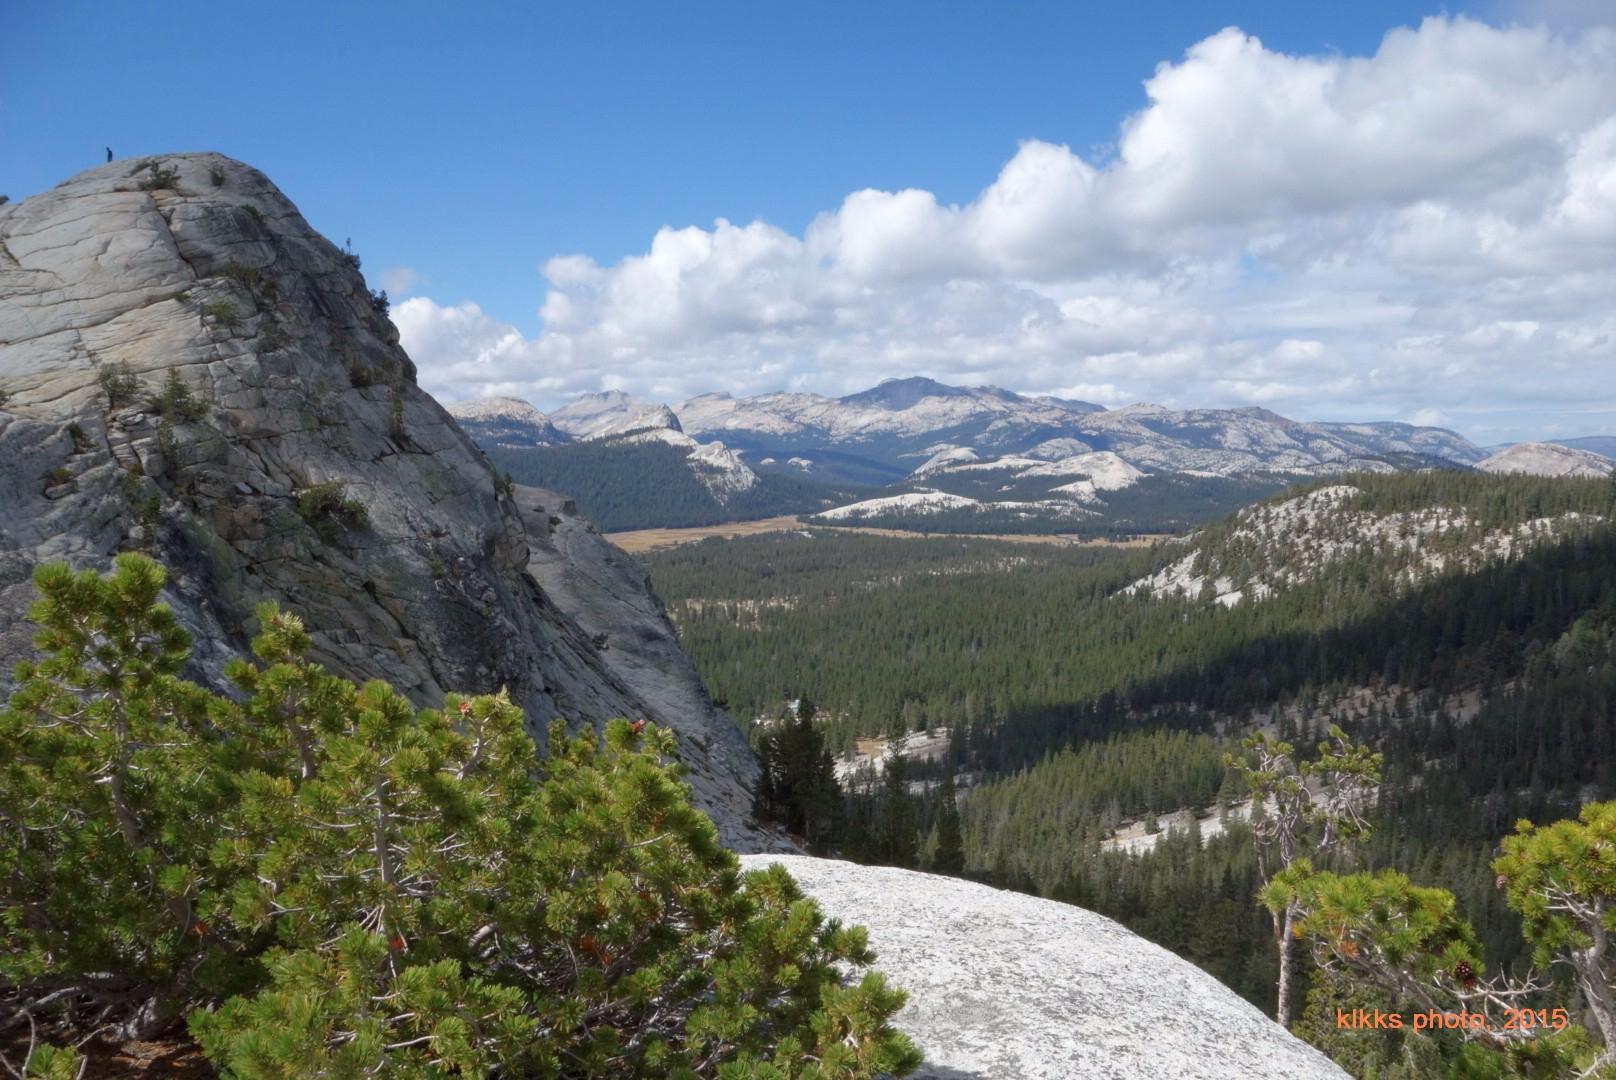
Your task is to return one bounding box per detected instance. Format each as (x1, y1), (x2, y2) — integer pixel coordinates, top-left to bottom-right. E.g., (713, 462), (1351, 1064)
(457, 382), (1484, 483)
(452, 384), (1487, 530)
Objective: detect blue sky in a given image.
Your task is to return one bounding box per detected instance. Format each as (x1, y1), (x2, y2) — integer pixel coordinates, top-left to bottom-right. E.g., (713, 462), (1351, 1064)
(7, 0), (1441, 325)
(5, 1), (1614, 441)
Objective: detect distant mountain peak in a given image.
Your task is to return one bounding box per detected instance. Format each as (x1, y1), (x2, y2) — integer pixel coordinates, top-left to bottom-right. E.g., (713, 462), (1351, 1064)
(1227, 406), (1297, 426)
(446, 396), (547, 423)
(591, 403), (683, 440)
(1478, 441), (1614, 478)
(447, 396), (568, 447)
(551, 390), (650, 437)
(839, 376), (979, 410)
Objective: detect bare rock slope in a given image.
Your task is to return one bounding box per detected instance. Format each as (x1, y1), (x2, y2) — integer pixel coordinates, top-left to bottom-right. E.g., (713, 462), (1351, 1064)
(1478, 441), (1614, 478)
(740, 855), (1348, 1080)
(0, 153), (764, 848)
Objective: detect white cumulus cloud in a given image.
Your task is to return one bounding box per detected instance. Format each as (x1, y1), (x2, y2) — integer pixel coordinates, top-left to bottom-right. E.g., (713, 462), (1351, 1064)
(398, 16), (1616, 442)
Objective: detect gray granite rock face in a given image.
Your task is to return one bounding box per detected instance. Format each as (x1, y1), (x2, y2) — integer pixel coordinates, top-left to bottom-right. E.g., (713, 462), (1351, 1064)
(517, 485), (789, 852)
(0, 153), (765, 849)
(739, 855), (1350, 1080)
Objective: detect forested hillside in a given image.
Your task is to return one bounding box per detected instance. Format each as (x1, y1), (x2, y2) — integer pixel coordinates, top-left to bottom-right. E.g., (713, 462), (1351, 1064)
(805, 472), (1289, 537)
(653, 474), (1612, 760)
(645, 472), (1616, 1057)
(487, 440), (863, 529)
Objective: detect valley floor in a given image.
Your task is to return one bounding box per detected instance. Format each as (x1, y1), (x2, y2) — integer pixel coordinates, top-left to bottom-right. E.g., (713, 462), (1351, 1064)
(607, 514), (1171, 553)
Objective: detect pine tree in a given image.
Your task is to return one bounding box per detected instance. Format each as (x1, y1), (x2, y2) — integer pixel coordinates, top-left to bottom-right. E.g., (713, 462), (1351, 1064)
(754, 698), (842, 851)
(880, 754), (920, 869)
(1495, 801), (1616, 1069)
(932, 765), (965, 875)
(1226, 725), (1380, 1028)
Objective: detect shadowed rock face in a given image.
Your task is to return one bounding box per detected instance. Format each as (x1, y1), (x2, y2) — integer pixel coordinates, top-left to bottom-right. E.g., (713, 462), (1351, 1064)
(739, 855), (1350, 1080)
(0, 153), (765, 849)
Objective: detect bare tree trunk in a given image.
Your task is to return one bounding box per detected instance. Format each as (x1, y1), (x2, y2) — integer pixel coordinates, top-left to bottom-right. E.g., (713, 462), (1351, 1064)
(289, 720), (318, 781)
(1275, 906), (1296, 1029)
(373, 773), (400, 977)
(1576, 906), (1616, 1069)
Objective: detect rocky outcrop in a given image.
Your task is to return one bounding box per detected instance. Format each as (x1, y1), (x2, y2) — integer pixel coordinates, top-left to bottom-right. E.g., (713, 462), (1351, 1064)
(739, 855), (1348, 1080)
(1478, 441), (1614, 478)
(0, 153), (766, 849)
(515, 486), (780, 849)
(445, 396), (569, 447)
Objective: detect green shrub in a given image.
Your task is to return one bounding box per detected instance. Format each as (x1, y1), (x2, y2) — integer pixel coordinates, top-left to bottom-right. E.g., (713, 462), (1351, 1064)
(219, 259), (276, 301)
(0, 555), (920, 1078)
(202, 300), (241, 328)
(43, 466), (72, 487)
(218, 259), (262, 287)
(295, 481), (369, 541)
(157, 416), (179, 462)
(147, 369), (206, 422)
(65, 421), (88, 450)
(139, 160), (179, 191)
(209, 166), (226, 187)
(389, 384), (406, 442)
(97, 361), (139, 405)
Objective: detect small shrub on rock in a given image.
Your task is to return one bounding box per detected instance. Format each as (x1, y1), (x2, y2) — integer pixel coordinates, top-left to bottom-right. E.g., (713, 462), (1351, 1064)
(295, 480), (369, 541)
(157, 416), (179, 462)
(219, 259), (276, 302)
(138, 160), (179, 191)
(147, 369), (205, 422)
(346, 356), (376, 388)
(201, 300), (241, 329)
(97, 361), (139, 405)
